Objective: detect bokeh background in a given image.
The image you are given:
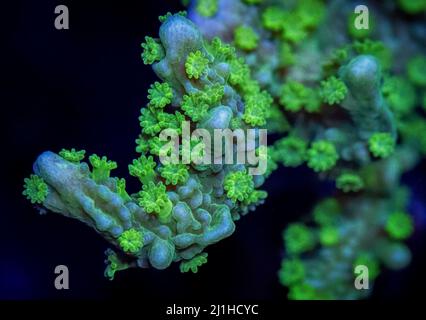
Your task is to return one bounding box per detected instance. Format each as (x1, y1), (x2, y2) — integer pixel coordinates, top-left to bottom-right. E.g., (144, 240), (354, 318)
(1, 0), (425, 300)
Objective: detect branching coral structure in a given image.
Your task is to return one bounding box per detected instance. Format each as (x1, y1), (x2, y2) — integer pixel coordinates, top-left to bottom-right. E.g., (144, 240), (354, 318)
(23, 13), (270, 278)
(22, 0), (426, 300)
(187, 0), (426, 299)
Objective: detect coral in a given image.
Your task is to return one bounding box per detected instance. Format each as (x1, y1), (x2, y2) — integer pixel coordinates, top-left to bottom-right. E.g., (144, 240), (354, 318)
(279, 81), (309, 112)
(336, 173), (364, 193)
(281, 13), (307, 44)
(118, 229), (144, 254)
(185, 0), (424, 300)
(243, 90), (272, 125)
(385, 212), (414, 240)
(287, 283), (318, 300)
(397, 0), (426, 14)
(407, 55), (426, 87)
(137, 181), (172, 223)
(234, 25), (259, 51)
(319, 226), (340, 246)
(368, 132), (395, 158)
(283, 223), (316, 255)
(261, 6), (286, 32)
(59, 148), (86, 163)
(185, 50), (210, 79)
(306, 140), (339, 172)
(159, 164), (189, 186)
(24, 13), (269, 277)
(23, 175), (48, 204)
(141, 36), (165, 65)
(147, 82), (173, 108)
(89, 154), (118, 183)
(354, 252), (380, 280)
(180, 252), (208, 273)
(104, 249), (130, 280)
(279, 194), (415, 299)
(353, 40), (392, 70)
(313, 198), (340, 226)
(196, 0), (218, 17)
(382, 76), (416, 117)
(23, 0), (426, 300)
(319, 76), (348, 105)
(128, 155), (157, 185)
(224, 170), (255, 203)
(278, 258), (305, 286)
(273, 136), (307, 167)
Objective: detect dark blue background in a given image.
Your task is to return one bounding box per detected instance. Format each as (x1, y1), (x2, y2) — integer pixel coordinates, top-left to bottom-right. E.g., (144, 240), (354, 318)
(1, 0), (425, 300)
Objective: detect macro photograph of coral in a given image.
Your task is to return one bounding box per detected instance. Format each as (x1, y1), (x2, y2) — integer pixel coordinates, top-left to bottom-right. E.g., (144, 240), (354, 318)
(2, 0), (426, 310)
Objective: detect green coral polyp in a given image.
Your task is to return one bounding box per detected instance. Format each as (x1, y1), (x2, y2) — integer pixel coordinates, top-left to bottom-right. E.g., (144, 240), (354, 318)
(284, 223), (316, 255)
(313, 198), (340, 226)
(59, 148), (86, 162)
(196, 0), (218, 17)
(185, 50), (209, 79)
(137, 181), (172, 222)
(336, 173), (364, 193)
(147, 82), (173, 108)
(128, 155), (157, 185)
(141, 36), (165, 65)
(368, 132), (395, 158)
(382, 76), (416, 116)
(104, 249), (129, 280)
(281, 13), (308, 44)
(319, 76), (348, 105)
(288, 283), (318, 300)
(180, 253), (208, 273)
(243, 90), (272, 126)
(397, 0), (426, 14)
(89, 154), (117, 183)
(116, 178), (132, 202)
(181, 92), (210, 121)
(118, 228), (144, 254)
(385, 212), (414, 240)
(319, 226), (340, 246)
(307, 140), (339, 172)
(279, 81), (309, 112)
(295, 0), (325, 29)
(159, 164), (189, 185)
(139, 108), (162, 135)
(158, 11), (187, 23)
(224, 170), (255, 203)
(273, 136), (307, 167)
(234, 25), (259, 51)
(262, 7), (285, 31)
(23, 174), (48, 204)
(407, 55), (426, 87)
(278, 259), (305, 286)
(354, 252), (380, 280)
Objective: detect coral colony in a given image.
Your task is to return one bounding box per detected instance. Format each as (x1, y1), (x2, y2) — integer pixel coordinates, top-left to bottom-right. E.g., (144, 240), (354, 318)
(24, 12), (270, 279)
(23, 0), (426, 299)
